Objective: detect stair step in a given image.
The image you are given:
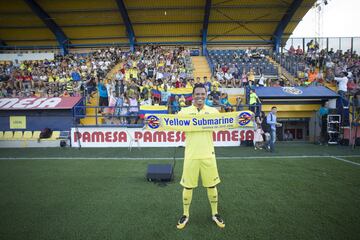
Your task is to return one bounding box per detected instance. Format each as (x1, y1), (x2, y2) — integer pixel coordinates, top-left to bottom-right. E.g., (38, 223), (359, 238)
(191, 56), (211, 80)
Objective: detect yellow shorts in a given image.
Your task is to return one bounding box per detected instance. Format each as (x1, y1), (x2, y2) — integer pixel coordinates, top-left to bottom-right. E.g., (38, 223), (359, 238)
(180, 157), (221, 188)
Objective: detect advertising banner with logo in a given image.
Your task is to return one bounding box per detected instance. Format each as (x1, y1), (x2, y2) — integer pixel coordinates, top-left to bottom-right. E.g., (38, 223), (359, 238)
(0, 97), (82, 110)
(255, 86), (338, 99)
(71, 128), (255, 148)
(144, 111), (254, 132)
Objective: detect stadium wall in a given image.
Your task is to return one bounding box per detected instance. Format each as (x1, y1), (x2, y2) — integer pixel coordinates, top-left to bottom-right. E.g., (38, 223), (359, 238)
(0, 97), (83, 131)
(0, 110), (74, 131)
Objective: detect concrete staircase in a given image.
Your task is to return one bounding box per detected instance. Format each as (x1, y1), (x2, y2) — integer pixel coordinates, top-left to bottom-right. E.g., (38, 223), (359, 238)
(80, 92), (100, 125)
(280, 66), (297, 84)
(80, 63), (123, 125)
(268, 57), (296, 84)
(191, 56), (212, 80)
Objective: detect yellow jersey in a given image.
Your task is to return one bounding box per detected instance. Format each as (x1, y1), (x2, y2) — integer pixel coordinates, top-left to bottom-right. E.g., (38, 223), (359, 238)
(179, 97), (186, 107)
(178, 105), (219, 160)
(248, 72), (255, 82)
(249, 92), (258, 105)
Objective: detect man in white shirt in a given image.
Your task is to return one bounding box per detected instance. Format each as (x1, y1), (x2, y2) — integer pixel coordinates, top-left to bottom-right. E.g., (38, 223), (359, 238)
(128, 94), (139, 124)
(215, 70), (224, 84)
(334, 72), (348, 98)
(224, 72), (233, 87)
(258, 74), (265, 87)
(140, 95), (152, 106)
(155, 68), (164, 80)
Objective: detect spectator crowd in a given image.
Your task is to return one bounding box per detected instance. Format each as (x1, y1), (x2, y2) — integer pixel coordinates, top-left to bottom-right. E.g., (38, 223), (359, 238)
(94, 45), (243, 124)
(0, 47), (122, 99)
(280, 40), (360, 104)
(9, 43), (357, 124)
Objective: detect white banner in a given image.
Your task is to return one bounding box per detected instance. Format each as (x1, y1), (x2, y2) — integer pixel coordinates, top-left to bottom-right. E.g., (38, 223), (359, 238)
(219, 87), (244, 95)
(0, 53), (55, 62)
(71, 127), (255, 148)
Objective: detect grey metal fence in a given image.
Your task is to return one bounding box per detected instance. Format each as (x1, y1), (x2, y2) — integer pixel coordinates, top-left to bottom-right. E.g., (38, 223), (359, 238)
(282, 37), (360, 53)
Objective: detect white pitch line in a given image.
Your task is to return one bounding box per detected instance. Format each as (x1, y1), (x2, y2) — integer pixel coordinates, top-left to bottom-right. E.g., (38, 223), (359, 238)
(331, 156), (360, 167)
(0, 155), (360, 161)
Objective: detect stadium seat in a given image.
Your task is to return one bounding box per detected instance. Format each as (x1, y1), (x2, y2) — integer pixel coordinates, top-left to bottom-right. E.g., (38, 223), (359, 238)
(3, 131), (14, 140)
(0, 131), (3, 139)
(50, 131), (60, 140)
(13, 131), (23, 140)
(32, 131), (41, 139)
(23, 131), (33, 139)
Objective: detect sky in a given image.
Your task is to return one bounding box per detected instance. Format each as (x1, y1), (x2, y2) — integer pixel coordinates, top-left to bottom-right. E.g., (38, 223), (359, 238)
(291, 0), (360, 38)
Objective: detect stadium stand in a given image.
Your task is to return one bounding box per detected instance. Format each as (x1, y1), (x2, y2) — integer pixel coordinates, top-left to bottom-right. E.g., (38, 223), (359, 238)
(274, 41), (360, 100)
(76, 45), (197, 125)
(12, 131), (23, 140)
(23, 131), (33, 139)
(0, 47), (122, 99)
(3, 131), (13, 140)
(1, 0), (359, 145)
(209, 49), (277, 75)
(49, 131), (60, 140)
(208, 48), (278, 88)
(2, 2), (360, 238)
(32, 131), (41, 140)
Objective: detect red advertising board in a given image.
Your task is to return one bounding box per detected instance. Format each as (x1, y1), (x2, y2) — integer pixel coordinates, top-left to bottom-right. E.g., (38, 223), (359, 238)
(0, 97), (82, 110)
(71, 128), (255, 148)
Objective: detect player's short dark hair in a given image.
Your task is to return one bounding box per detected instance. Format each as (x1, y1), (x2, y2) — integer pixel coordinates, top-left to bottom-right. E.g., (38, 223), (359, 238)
(192, 83), (206, 94)
(271, 106), (277, 110)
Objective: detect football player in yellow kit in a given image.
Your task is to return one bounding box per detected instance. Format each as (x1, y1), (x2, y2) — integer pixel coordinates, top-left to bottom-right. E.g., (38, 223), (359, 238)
(176, 83), (225, 229)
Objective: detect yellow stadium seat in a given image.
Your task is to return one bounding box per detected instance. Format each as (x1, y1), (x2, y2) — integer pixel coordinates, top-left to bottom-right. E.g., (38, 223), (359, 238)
(50, 131), (60, 140)
(0, 131), (3, 139)
(3, 131), (14, 140)
(32, 131), (41, 139)
(13, 131), (23, 140)
(23, 131), (33, 139)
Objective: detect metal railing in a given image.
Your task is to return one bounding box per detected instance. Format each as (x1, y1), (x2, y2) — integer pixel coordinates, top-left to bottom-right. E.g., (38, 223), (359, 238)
(204, 48), (215, 75)
(73, 105), (143, 127)
(282, 37), (360, 54)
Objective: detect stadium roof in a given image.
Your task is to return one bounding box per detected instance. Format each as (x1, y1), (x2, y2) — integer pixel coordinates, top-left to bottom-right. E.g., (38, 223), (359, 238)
(0, 0), (316, 51)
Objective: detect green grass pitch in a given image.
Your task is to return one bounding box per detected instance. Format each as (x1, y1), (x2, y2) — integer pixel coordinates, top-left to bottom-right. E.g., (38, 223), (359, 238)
(0, 143), (360, 240)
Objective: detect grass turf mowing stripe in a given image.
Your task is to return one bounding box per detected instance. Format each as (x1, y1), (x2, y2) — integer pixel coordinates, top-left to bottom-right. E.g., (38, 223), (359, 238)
(0, 157), (359, 240)
(2, 144), (360, 159)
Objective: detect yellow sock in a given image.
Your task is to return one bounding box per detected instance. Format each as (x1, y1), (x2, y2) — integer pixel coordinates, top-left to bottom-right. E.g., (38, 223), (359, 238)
(207, 187), (218, 215)
(183, 188), (193, 217)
